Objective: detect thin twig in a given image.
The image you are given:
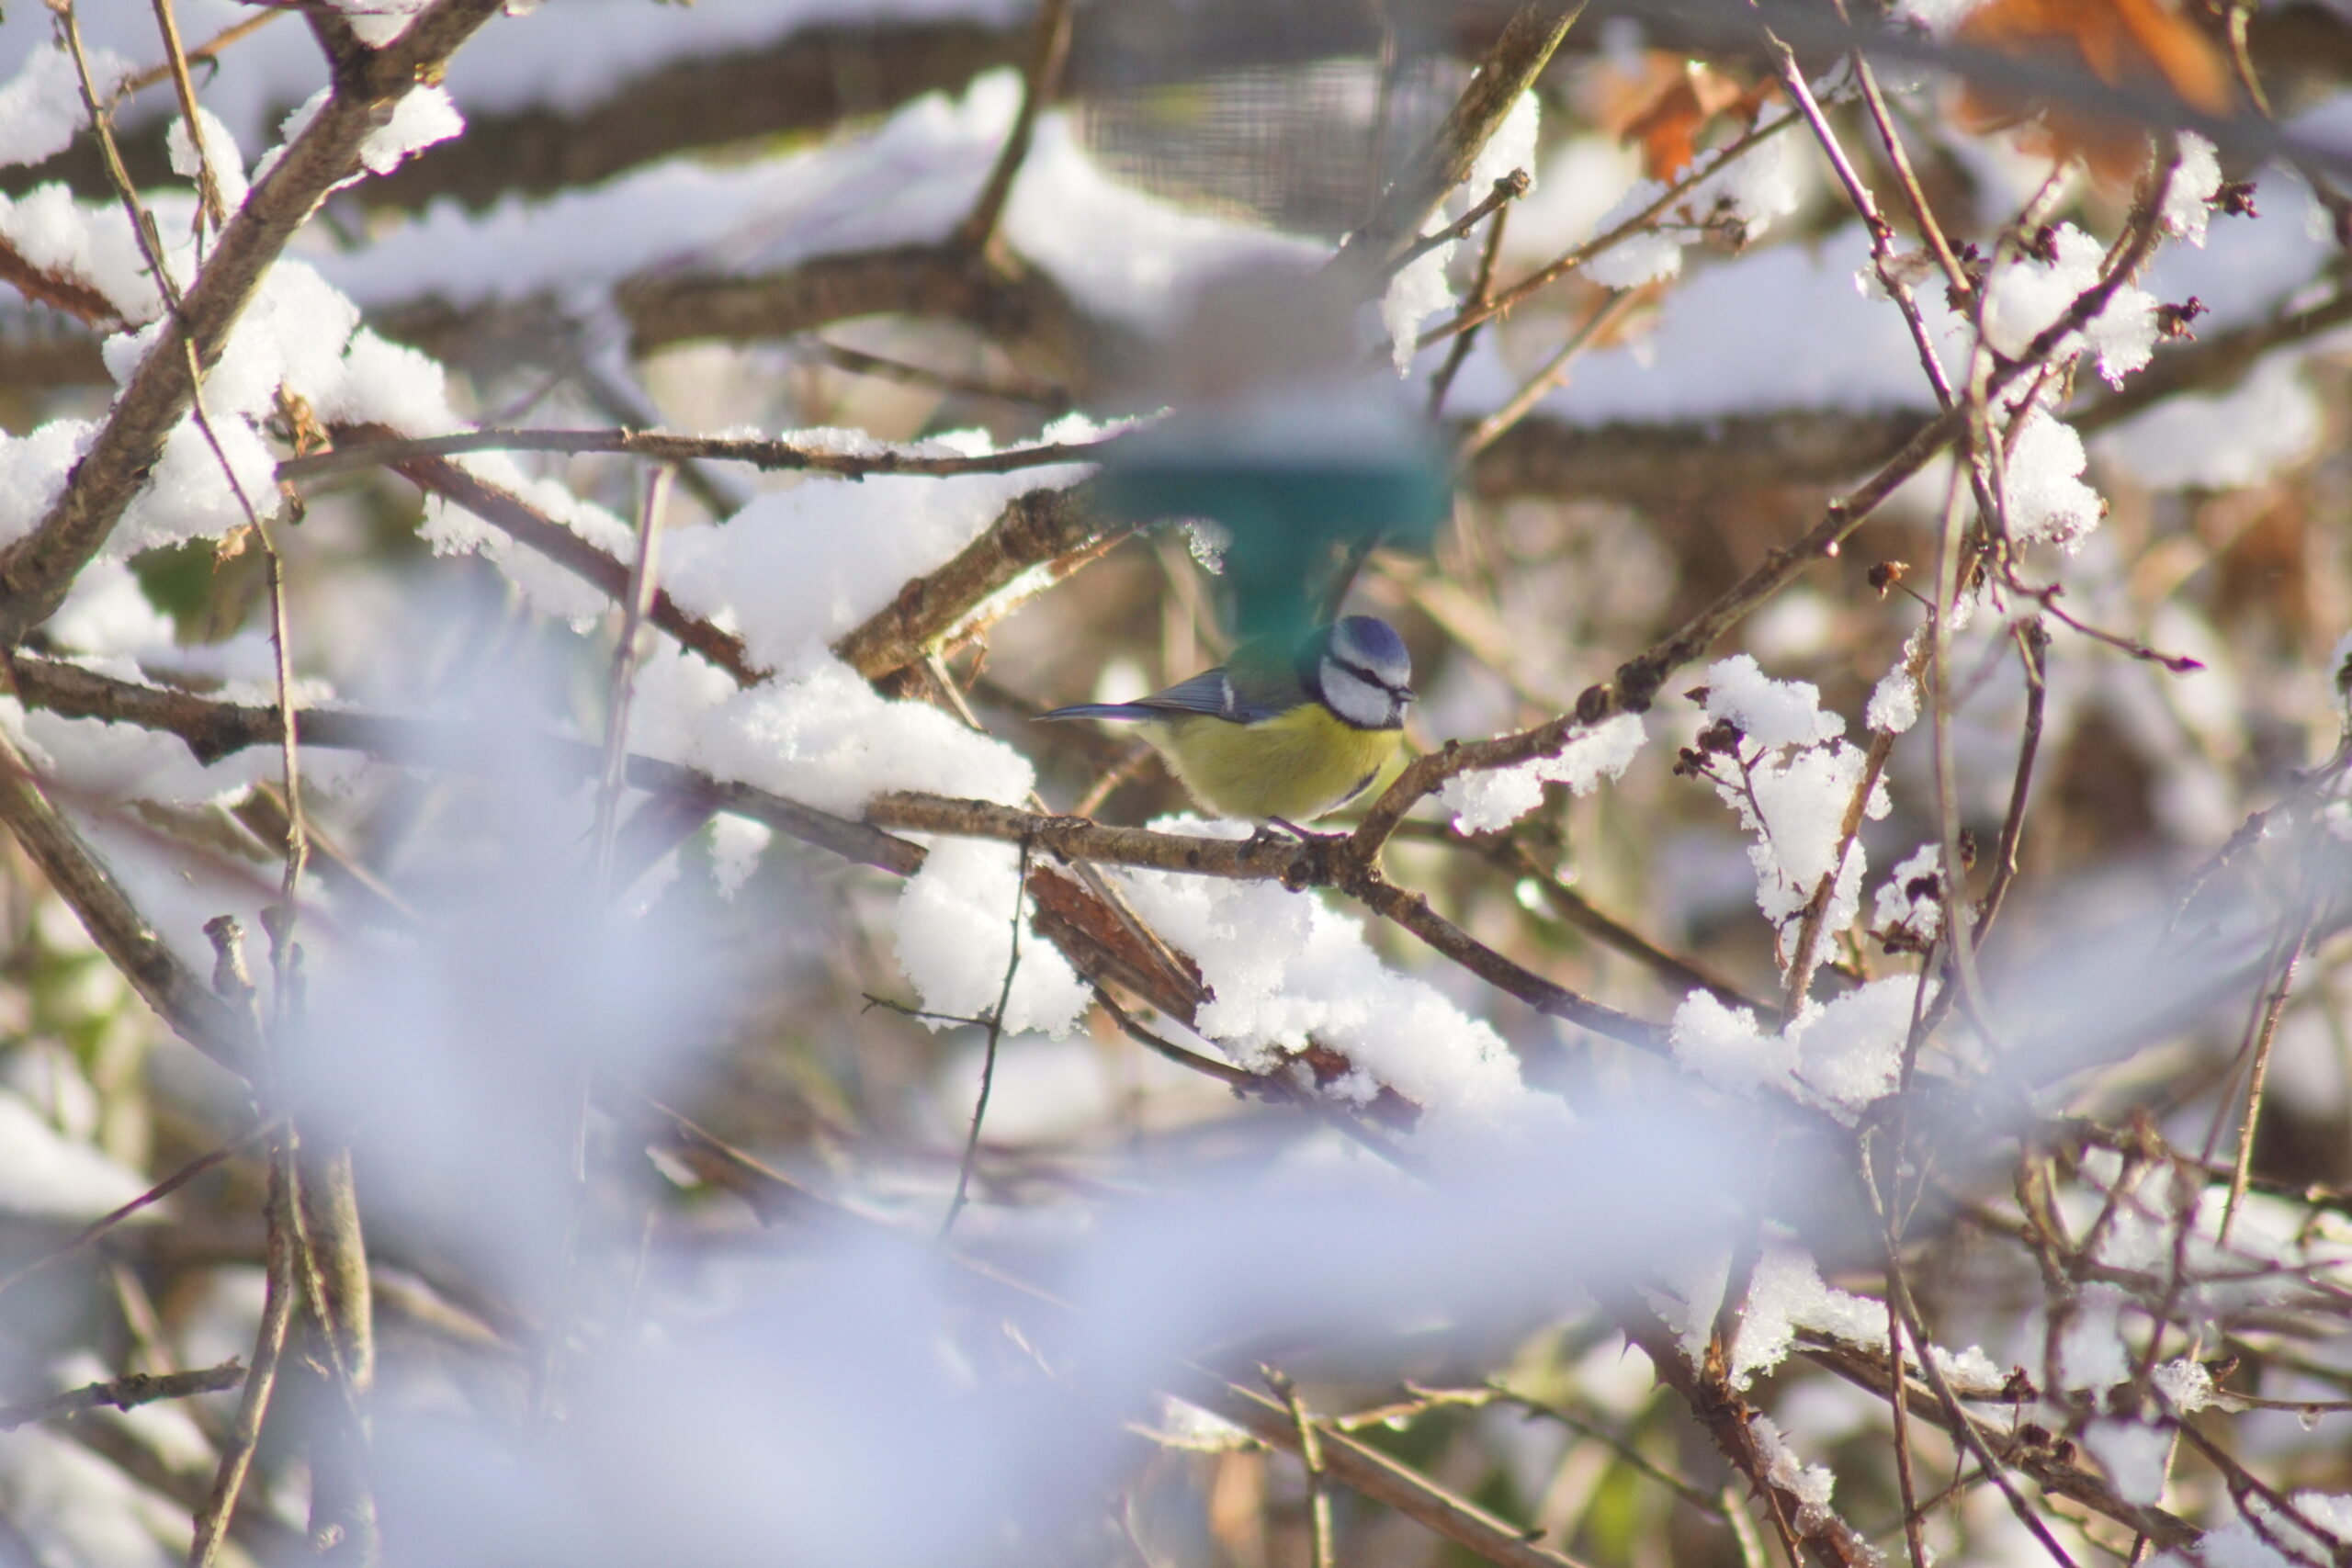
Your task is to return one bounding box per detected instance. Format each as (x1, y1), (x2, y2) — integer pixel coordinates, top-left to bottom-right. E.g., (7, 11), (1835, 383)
(0, 1360), (245, 1431)
(2221, 893), (2317, 1244)
(185, 1143), (297, 1568)
(113, 9), (281, 102)
(1331, 1), (1585, 276)
(953, 0), (1072, 254)
(593, 465), (673, 897)
(1383, 170), (1531, 285)
(941, 839), (1031, 1242)
(1455, 288), (1641, 465)
(147, 0), (228, 230)
(0, 1118), (269, 1300)
(1413, 111), (1803, 353)
(1428, 193), (1512, 420)
(0, 0), (511, 646)
(1265, 1366), (1335, 1568)
(277, 425), (1107, 483)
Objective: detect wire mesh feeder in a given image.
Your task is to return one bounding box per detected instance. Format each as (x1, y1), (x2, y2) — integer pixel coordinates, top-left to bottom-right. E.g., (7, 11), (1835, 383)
(1072, 0), (1466, 238)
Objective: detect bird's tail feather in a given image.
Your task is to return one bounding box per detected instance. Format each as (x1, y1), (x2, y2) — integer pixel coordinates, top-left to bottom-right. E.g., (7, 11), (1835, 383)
(1035, 703), (1151, 723)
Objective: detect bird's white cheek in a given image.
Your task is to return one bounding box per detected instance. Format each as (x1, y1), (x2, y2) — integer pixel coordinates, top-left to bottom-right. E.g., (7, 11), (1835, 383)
(1320, 661), (1394, 728)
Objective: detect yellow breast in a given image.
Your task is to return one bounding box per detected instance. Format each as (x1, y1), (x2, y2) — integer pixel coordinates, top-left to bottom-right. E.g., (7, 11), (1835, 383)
(1146, 705), (1406, 822)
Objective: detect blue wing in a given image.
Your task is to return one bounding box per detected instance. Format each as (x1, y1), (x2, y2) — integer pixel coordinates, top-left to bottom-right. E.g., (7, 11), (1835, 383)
(1037, 668), (1280, 725)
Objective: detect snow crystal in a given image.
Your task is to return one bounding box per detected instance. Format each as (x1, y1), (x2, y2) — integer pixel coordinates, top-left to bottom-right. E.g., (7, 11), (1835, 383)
(250, 87), (329, 188)
(1751, 1414), (1838, 1528)
(0, 43), (125, 169)
(689, 655), (1035, 815)
(2160, 133), (2222, 246)
(2085, 1419), (2171, 1506)
(1702, 655), (1844, 749)
(330, 0), (431, 48)
(1930, 1343), (2006, 1393)
(2152, 1358), (2216, 1413)
(1382, 232), (1457, 374)
(1469, 89), (1542, 200)
(1671, 979), (1909, 1116)
(1669, 991), (1795, 1097)
(662, 460), (1091, 671)
(2154, 1495), (2352, 1568)
(1010, 111), (1320, 333)
(2004, 409), (2103, 549)
(1148, 1395), (1255, 1453)
(1791, 977), (1912, 1112)
(1112, 825), (1542, 1142)
(1584, 222), (1683, 288)
(0, 420), (96, 552)
(1866, 657), (1920, 735)
(110, 413), (279, 558)
(1983, 223), (2157, 386)
(311, 329), (464, 435)
(0, 183), (165, 321)
(1741, 740), (1882, 940)
(166, 107), (250, 212)
(2292, 1494), (2352, 1544)
(708, 816), (772, 901)
(408, 460), (633, 626)
(1440, 713), (1645, 834)
(1690, 118), (1805, 239)
(1871, 844), (1944, 942)
(1731, 1244), (1889, 1389)
(893, 841), (1088, 1038)
(358, 85), (463, 175)
(1645, 1248), (1731, 1366)
(18, 695), (276, 809)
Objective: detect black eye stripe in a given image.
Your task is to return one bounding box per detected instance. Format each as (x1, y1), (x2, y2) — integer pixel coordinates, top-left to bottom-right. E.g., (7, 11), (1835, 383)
(1331, 658), (1408, 697)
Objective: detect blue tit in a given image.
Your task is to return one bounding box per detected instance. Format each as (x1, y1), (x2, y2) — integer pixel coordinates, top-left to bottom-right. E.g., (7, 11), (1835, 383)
(1037, 615), (1414, 824)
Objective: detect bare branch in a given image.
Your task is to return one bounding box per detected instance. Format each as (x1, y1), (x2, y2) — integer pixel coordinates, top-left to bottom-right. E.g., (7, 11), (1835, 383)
(279, 426), (1109, 484)
(0, 1359), (245, 1431)
(1332, 1), (1587, 274)
(0, 0), (511, 647)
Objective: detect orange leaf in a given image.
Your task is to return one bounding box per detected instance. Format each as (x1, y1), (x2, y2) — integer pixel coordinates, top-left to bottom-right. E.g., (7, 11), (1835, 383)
(1609, 59), (1760, 179)
(1955, 0), (2228, 181)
